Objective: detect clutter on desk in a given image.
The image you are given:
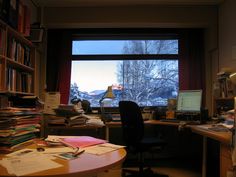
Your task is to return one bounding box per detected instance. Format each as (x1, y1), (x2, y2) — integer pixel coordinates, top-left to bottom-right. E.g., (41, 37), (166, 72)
(44, 92), (61, 115)
(84, 143), (125, 155)
(0, 148), (62, 176)
(54, 149), (85, 160)
(59, 136), (107, 148)
(0, 107), (42, 153)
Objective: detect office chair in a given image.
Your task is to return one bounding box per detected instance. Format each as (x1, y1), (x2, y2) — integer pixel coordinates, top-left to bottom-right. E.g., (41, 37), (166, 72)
(119, 101), (168, 177)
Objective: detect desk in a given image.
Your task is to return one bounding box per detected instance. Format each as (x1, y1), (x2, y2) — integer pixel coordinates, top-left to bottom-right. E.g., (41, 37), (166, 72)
(191, 125), (232, 177)
(0, 144), (126, 177)
(105, 120), (179, 140)
(105, 120), (233, 177)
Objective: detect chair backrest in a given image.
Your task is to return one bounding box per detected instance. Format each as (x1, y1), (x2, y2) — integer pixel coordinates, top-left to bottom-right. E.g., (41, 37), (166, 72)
(119, 101), (144, 147)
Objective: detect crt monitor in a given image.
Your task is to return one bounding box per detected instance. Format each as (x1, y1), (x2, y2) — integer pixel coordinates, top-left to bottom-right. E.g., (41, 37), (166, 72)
(176, 90), (202, 113)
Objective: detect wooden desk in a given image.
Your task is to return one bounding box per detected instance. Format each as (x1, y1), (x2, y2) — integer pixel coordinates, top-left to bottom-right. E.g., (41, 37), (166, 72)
(0, 144), (126, 177)
(106, 120), (233, 177)
(105, 119), (179, 140)
(191, 125), (232, 177)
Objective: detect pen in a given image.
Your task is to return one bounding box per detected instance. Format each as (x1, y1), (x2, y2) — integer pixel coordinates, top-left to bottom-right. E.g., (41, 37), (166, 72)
(73, 149), (85, 157)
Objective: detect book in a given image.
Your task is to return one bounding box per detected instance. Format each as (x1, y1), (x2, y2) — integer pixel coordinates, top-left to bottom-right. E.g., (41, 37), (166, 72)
(23, 4), (30, 37)
(59, 136), (107, 148)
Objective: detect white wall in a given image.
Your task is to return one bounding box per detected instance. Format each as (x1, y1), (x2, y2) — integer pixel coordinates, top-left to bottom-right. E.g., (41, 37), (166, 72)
(219, 0), (236, 73)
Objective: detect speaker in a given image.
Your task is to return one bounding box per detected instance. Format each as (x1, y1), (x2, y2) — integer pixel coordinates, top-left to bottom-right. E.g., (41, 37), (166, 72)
(30, 28), (44, 42)
(200, 108), (209, 124)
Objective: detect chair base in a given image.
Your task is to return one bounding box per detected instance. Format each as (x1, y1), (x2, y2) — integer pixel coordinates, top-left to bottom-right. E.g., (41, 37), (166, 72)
(122, 167), (169, 177)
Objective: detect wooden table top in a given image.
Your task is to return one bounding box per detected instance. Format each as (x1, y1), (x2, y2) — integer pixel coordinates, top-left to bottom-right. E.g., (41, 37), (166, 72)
(0, 144), (126, 177)
(106, 120), (232, 145)
(190, 125), (232, 145)
(105, 119), (180, 127)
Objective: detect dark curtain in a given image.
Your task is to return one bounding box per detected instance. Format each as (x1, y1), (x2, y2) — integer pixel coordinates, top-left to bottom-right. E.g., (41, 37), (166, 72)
(46, 30), (72, 104)
(46, 28), (205, 105)
(179, 29), (206, 105)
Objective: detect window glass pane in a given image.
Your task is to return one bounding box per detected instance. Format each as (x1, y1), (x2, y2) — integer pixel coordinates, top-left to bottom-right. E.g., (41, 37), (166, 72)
(72, 40), (178, 55)
(70, 60), (179, 107)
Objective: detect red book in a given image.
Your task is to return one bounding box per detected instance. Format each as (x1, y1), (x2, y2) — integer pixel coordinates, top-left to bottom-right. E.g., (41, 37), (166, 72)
(17, 0), (24, 34)
(23, 4), (31, 37)
(59, 136), (107, 148)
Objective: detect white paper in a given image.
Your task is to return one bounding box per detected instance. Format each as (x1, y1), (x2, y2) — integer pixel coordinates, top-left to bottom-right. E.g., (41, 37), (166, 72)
(0, 154), (62, 176)
(84, 143), (125, 155)
(44, 92), (60, 114)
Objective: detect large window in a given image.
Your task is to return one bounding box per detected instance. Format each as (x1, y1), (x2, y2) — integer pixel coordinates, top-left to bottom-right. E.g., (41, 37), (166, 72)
(70, 39), (179, 107)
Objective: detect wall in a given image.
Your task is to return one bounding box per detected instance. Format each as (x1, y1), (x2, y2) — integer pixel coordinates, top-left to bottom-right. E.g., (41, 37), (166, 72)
(219, 0), (236, 73)
(41, 5), (218, 114)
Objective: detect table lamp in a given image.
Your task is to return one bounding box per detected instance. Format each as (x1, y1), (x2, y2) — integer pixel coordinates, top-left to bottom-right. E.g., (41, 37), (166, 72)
(99, 86), (115, 121)
(230, 72), (236, 85)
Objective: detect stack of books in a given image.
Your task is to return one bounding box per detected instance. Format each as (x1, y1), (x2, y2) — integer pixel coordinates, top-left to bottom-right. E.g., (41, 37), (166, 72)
(0, 107), (41, 153)
(66, 115), (88, 127)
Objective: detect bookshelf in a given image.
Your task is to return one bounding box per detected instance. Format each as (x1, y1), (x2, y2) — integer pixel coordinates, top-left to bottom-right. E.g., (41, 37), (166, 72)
(0, 19), (35, 96)
(213, 71), (235, 116)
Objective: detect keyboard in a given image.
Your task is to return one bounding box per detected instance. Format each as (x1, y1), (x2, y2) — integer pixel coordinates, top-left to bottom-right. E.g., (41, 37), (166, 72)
(159, 119), (181, 123)
(111, 115), (121, 122)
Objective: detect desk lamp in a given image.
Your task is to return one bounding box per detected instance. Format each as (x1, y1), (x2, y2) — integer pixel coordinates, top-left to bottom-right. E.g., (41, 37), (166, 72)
(99, 86), (115, 121)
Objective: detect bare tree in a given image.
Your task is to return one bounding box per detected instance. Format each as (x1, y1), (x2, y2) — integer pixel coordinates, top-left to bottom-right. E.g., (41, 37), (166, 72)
(117, 40), (178, 106)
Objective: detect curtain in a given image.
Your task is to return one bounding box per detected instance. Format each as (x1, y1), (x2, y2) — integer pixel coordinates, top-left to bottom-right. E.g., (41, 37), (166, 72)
(46, 30), (72, 104)
(46, 28), (205, 105)
(179, 29), (206, 105)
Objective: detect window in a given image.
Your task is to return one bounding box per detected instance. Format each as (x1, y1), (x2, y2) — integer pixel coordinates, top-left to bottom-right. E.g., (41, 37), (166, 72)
(70, 39), (179, 107)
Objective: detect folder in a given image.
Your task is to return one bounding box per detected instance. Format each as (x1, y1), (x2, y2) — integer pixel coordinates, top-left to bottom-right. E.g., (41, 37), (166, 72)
(59, 136), (107, 148)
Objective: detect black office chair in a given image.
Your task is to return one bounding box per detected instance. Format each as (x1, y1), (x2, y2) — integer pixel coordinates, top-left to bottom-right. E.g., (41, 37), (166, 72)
(119, 101), (168, 177)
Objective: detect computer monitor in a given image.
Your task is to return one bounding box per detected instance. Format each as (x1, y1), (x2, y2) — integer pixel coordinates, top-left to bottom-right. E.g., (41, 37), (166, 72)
(176, 90), (202, 113)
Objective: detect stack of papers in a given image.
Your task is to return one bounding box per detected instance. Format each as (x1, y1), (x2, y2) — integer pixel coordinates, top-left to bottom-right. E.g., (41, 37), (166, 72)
(0, 108), (41, 153)
(84, 143), (125, 155)
(0, 149), (63, 176)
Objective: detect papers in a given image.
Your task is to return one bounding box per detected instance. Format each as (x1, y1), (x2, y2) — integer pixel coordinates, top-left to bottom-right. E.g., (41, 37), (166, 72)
(0, 150), (62, 176)
(54, 149), (85, 160)
(44, 92), (60, 114)
(84, 143), (125, 155)
(86, 114), (105, 126)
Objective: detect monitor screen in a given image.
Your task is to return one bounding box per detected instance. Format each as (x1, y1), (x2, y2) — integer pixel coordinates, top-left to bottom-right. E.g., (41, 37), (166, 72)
(176, 90), (202, 112)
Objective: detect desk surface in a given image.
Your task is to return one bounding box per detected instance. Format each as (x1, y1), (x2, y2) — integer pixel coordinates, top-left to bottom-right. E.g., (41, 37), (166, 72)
(0, 145), (126, 177)
(106, 120), (232, 144)
(106, 119), (180, 127)
(191, 125), (231, 145)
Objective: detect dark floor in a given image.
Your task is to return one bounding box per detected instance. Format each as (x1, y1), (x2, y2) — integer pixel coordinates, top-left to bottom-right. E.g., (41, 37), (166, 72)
(98, 157), (202, 177)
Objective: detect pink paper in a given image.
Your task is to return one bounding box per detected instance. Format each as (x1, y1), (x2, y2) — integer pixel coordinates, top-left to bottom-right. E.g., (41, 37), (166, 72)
(59, 136), (107, 148)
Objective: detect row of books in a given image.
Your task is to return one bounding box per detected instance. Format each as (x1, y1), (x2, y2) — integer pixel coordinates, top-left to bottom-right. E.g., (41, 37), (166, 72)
(7, 68), (33, 93)
(7, 36), (32, 66)
(0, 107), (41, 153)
(0, 0), (30, 36)
(0, 27), (6, 55)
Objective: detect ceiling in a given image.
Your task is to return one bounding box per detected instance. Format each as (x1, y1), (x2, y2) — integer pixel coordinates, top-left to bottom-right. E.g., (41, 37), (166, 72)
(33, 0), (223, 7)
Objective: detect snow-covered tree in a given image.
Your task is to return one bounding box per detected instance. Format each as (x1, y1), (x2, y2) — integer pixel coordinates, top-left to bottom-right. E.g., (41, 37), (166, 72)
(117, 40), (178, 106)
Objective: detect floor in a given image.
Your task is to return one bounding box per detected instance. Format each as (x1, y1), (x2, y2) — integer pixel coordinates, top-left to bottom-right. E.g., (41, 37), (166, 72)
(98, 158), (202, 177)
